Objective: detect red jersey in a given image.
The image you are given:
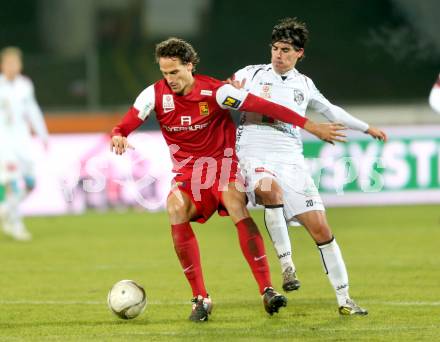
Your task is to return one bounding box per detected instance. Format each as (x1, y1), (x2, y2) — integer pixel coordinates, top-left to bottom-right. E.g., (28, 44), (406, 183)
(112, 74), (308, 174)
(154, 75), (236, 171)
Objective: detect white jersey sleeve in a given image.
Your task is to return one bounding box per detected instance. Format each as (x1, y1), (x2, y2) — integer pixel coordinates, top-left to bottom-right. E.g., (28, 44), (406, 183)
(307, 77), (369, 132)
(216, 84), (249, 110)
(24, 79), (49, 143)
(133, 84), (155, 120)
(429, 74), (440, 114)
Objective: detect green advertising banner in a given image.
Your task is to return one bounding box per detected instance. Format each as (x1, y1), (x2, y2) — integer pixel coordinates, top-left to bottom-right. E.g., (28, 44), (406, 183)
(302, 126), (440, 206)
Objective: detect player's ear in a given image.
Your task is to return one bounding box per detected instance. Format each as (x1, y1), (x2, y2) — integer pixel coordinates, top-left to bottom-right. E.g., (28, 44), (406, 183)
(186, 62), (193, 73)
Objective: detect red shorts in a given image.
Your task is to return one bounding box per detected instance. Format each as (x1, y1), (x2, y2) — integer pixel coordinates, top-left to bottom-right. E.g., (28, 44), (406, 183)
(169, 158), (244, 223)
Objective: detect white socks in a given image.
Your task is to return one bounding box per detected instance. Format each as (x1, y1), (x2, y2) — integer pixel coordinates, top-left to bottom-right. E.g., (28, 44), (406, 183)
(1, 187), (31, 241)
(264, 205), (295, 272)
(317, 237), (349, 306)
(263, 206), (351, 306)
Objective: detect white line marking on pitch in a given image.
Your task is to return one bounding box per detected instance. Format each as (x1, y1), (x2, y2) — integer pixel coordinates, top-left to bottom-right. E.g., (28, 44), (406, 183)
(0, 300), (439, 306)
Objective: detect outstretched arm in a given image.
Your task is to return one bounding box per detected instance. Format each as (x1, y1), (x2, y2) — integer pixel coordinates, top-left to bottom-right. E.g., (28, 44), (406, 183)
(110, 84), (155, 154)
(308, 80), (387, 142)
(26, 81), (49, 148)
(110, 107), (141, 155)
(111, 106), (144, 138)
(217, 84), (346, 143)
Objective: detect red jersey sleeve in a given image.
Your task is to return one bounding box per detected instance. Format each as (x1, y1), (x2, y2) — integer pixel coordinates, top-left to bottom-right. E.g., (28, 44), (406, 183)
(215, 84), (307, 128)
(111, 106), (144, 137)
(240, 93), (308, 128)
(111, 84), (156, 137)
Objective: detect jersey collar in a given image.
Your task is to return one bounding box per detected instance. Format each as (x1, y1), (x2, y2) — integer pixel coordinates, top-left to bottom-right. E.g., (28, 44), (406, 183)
(269, 66), (298, 81)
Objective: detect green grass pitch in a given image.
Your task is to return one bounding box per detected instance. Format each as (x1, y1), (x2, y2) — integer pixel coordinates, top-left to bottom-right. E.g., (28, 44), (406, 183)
(0, 205), (439, 341)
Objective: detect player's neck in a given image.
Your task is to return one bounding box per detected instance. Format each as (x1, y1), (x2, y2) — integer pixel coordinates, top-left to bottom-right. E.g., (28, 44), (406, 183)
(3, 73), (18, 82)
(273, 64), (296, 76)
(180, 76), (195, 96)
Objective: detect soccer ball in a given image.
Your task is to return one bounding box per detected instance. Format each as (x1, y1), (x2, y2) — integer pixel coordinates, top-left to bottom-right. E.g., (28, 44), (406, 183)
(107, 280), (147, 319)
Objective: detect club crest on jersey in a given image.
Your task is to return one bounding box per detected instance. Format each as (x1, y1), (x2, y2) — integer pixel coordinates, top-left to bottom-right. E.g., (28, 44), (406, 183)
(222, 96), (241, 109)
(199, 102), (210, 116)
(162, 94), (175, 113)
(260, 85), (271, 99)
(293, 89), (304, 105)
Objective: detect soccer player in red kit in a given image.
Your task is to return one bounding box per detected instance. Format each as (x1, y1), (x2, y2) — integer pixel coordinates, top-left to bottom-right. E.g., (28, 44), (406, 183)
(111, 37), (346, 322)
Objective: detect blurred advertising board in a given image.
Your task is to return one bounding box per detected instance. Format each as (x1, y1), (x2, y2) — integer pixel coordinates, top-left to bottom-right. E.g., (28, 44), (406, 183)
(21, 126), (440, 216)
(303, 125), (440, 206)
(21, 132), (173, 216)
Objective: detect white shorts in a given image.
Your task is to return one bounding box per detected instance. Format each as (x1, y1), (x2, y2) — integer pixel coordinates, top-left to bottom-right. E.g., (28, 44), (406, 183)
(239, 157), (325, 225)
(13, 141), (36, 178)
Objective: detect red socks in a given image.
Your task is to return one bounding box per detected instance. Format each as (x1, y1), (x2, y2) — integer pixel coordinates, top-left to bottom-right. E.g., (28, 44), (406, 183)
(235, 217), (272, 294)
(171, 222), (207, 297)
(172, 218), (272, 297)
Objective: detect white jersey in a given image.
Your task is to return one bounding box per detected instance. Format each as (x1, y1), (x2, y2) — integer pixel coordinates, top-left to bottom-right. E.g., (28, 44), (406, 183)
(0, 74), (48, 178)
(234, 64), (369, 164)
(0, 74), (48, 145)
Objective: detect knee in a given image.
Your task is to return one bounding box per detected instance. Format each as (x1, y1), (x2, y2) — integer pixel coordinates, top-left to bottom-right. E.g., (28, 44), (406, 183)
(312, 223), (333, 243)
(255, 178), (283, 205)
(259, 189), (283, 206)
(225, 198), (246, 217)
(167, 197), (191, 222)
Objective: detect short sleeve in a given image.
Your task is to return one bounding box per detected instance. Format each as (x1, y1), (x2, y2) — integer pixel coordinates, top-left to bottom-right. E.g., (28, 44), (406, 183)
(133, 84), (155, 120)
(215, 84), (249, 110)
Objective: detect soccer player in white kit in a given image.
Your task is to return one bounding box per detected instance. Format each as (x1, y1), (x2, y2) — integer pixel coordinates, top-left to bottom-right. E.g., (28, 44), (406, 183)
(0, 47), (49, 240)
(231, 18), (387, 315)
(0, 129), (22, 239)
(429, 73), (440, 114)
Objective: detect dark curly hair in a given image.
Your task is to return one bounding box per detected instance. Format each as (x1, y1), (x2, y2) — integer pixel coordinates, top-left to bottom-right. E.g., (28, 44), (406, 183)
(271, 17), (309, 53)
(155, 37), (200, 73)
